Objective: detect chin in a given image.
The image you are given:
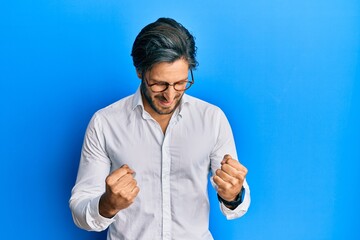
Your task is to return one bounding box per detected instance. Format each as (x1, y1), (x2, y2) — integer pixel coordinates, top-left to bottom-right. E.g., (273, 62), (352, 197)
(154, 107), (176, 115)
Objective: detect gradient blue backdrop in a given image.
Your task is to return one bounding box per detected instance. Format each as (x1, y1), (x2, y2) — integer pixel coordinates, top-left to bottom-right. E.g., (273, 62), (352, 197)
(1, 0), (359, 239)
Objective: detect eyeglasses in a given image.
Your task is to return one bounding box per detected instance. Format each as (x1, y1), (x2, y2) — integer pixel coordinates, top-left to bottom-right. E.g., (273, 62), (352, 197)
(143, 70), (194, 93)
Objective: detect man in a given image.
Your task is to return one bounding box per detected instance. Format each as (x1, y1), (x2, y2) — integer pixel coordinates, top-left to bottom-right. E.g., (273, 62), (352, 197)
(70, 17), (250, 240)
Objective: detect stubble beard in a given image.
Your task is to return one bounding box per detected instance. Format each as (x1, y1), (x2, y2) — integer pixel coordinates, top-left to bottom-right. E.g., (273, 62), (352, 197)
(140, 81), (183, 115)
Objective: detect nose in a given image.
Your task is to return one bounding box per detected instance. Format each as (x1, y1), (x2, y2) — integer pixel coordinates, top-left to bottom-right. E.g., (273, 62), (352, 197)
(163, 84), (177, 101)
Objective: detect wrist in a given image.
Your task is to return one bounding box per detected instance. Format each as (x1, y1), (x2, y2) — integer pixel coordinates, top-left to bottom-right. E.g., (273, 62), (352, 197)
(99, 194), (118, 218)
(217, 187), (245, 210)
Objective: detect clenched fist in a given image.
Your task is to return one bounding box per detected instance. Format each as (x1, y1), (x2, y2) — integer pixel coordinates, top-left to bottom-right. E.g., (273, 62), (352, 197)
(213, 154), (248, 202)
(99, 165), (140, 218)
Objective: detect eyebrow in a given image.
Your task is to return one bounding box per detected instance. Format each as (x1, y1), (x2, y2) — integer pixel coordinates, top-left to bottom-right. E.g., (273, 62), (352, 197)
(149, 77), (189, 83)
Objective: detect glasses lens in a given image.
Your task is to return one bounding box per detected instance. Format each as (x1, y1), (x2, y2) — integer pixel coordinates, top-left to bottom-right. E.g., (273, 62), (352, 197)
(174, 81), (192, 91)
(174, 71), (194, 91)
(150, 83), (168, 92)
(147, 71), (194, 92)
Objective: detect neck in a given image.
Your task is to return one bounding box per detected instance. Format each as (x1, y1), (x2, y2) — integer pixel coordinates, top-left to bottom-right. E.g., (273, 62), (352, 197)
(141, 93), (174, 133)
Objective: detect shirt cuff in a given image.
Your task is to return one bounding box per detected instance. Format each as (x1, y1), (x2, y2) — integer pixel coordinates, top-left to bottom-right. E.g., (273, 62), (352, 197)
(86, 195), (116, 231)
(219, 185), (251, 220)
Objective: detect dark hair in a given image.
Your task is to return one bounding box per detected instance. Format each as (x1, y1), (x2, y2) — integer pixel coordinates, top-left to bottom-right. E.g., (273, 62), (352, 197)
(131, 18), (198, 74)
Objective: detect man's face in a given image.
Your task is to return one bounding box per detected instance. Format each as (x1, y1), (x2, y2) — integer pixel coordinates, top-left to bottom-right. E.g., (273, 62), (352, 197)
(140, 59), (190, 116)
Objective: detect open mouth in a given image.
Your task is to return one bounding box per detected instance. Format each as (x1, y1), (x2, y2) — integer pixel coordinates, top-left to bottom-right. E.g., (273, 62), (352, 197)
(158, 99), (173, 107)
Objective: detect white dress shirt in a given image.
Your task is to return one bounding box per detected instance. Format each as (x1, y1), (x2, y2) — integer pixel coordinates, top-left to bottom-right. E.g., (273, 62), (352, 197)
(70, 87), (250, 240)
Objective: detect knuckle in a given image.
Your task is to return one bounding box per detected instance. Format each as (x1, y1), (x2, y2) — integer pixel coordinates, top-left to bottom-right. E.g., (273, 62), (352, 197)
(124, 194), (133, 202)
(231, 178), (239, 186)
(105, 175), (113, 185)
(133, 187), (140, 196)
(119, 189), (127, 196)
(121, 164), (129, 169)
(237, 172), (245, 180)
(223, 184), (232, 191)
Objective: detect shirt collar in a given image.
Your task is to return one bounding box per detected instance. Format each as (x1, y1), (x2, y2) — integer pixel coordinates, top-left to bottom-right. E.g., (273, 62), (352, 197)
(132, 86), (144, 111)
(178, 93), (190, 117)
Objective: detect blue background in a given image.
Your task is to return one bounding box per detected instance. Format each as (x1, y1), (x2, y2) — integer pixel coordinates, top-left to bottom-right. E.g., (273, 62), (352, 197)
(1, 0), (359, 239)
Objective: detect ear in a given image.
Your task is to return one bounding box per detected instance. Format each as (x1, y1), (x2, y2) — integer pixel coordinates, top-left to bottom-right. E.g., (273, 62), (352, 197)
(136, 70), (142, 79)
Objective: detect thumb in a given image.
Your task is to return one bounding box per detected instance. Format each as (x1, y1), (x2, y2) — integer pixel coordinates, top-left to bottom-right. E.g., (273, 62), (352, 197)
(121, 164), (135, 174)
(221, 154), (232, 164)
